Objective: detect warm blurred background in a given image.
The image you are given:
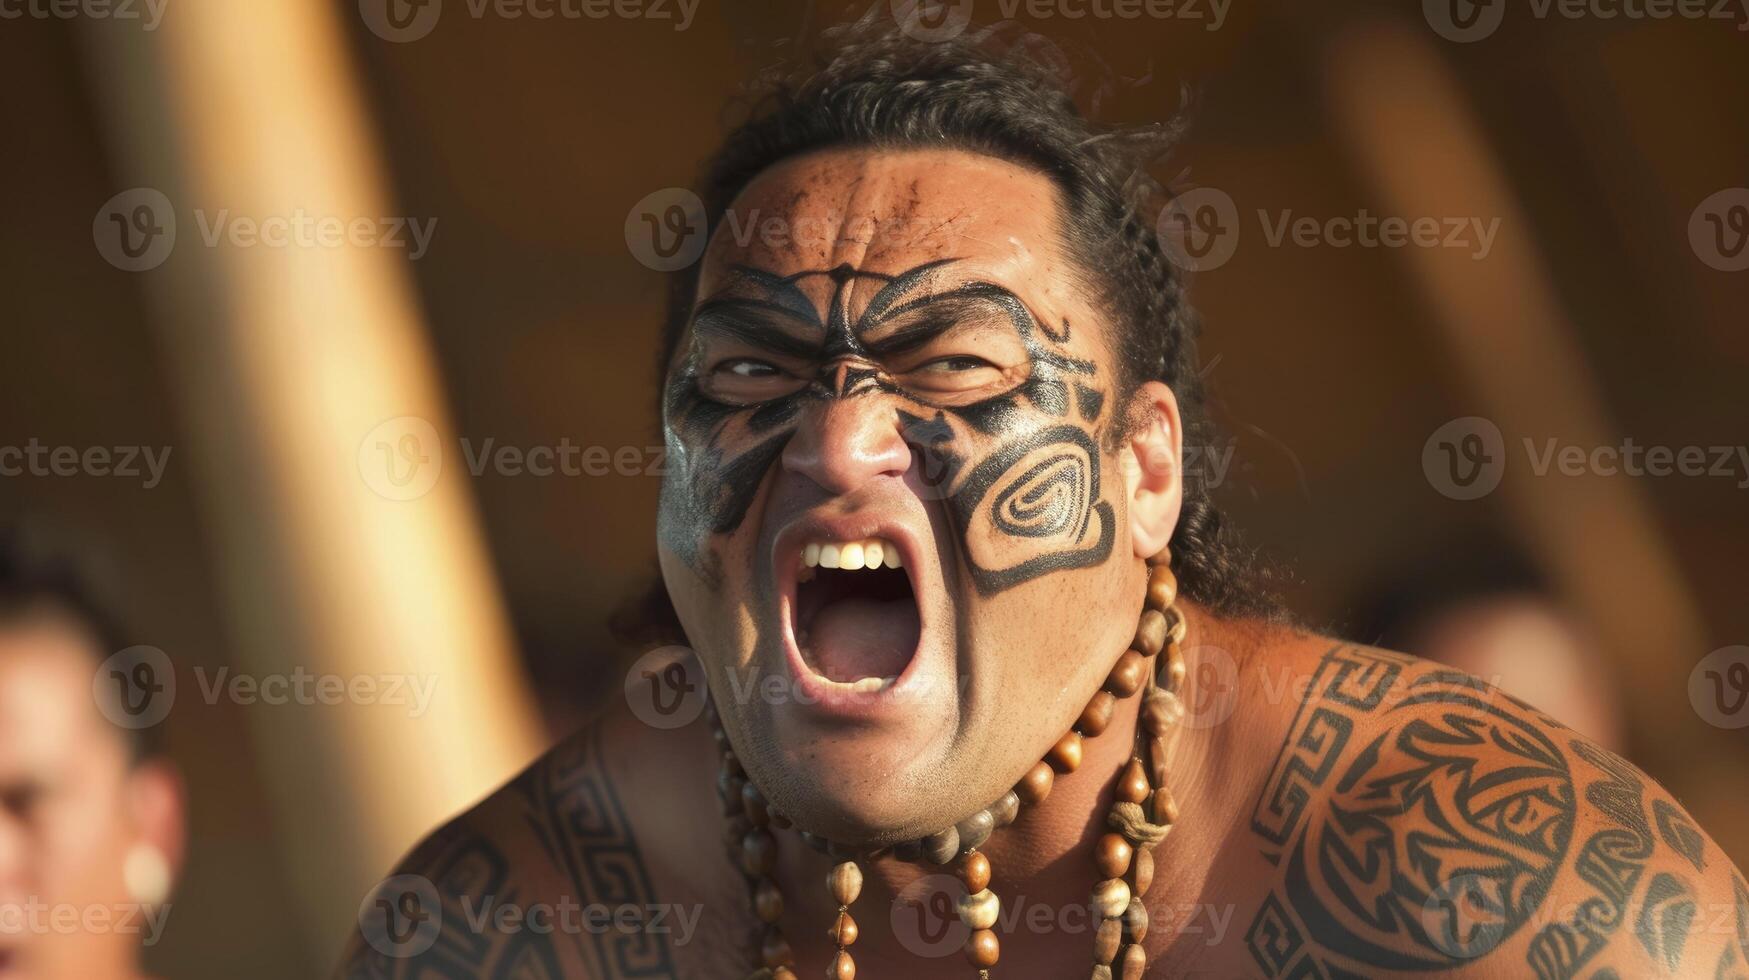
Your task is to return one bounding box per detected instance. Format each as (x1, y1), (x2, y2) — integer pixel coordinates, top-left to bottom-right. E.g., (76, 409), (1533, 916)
(0, 0), (1744, 975)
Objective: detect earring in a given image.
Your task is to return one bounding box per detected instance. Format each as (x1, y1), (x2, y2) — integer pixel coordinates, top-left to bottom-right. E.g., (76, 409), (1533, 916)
(124, 843), (172, 906)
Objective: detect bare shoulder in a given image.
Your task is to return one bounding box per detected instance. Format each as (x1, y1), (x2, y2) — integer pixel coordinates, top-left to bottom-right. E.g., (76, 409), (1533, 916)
(331, 702), (744, 979)
(1232, 638), (1748, 979)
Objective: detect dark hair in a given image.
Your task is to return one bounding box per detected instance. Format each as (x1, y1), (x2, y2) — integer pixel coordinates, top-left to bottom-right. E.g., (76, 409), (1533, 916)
(629, 21), (1277, 640)
(0, 524), (163, 762)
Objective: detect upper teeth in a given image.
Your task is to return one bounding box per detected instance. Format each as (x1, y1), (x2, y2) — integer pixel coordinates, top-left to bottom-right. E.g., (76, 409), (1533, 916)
(802, 538), (903, 570)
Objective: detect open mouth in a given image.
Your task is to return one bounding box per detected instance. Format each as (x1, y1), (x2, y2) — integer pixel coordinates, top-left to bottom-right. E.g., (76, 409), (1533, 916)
(791, 537), (921, 691)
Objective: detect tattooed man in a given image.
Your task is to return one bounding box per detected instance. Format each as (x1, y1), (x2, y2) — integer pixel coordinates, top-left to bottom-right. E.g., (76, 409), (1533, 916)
(338, 30), (1746, 980)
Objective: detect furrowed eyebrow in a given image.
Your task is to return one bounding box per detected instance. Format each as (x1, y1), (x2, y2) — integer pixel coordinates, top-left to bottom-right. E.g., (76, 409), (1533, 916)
(689, 300), (822, 360)
(862, 293), (1020, 359)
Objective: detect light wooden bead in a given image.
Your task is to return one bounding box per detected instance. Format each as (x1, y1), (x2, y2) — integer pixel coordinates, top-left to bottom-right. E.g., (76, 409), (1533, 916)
(1120, 942), (1146, 980)
(1105, 649), (1146, 698)
(742, 829), (777, 876)
(772, 968), (797, 980)
(965, 928), (1000, 968)
(1075, 689), (1117, 737)
(1123, 897), (1149, 942)
(957, 809), (995, 851)
(1130, 846), (1155, 896)
(1091, 964), (1113, 980)
(958, 850), (991, 893)
(1095, 833), (1133, 879)
(1093, 915), (1122, 964)
(990, 790), (1021, 828)
(1145, 564), (1177, 610)
(1151, 785), (1180, 825)
(923, 826), (961, 866)
(1146, 738), (1170, 789)
(760, 925), (793, 967)
(754, 877), (783, 923)
(958, 888), (1000, 930)
(1161, 641), (1186, 693)
(1016, 761), (1055, 804)
(828, 910), (858, 946)
(1047, 731), (1083, 774)
(828, 862), (863, 905)
(1131, 608), (1167, 657)
(1141, 690), (1184, 736)
(828, 949), (856, 980)
(1115, 760), (1150, 805)
(1092, 879), (1131, 920)
(1164, 605), (1188, 646)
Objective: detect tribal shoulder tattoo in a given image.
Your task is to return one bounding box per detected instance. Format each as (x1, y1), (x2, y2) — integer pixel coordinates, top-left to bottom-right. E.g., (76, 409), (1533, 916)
(658, 258), (1116, 595)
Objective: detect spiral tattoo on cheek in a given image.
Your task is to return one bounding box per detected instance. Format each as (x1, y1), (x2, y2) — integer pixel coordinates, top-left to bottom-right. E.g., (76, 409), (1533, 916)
(657, 258), (1117, 594)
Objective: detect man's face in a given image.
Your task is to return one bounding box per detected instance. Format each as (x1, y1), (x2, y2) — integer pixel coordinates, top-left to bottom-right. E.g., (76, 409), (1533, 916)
(657, 148), (1150, 843)
(0, 617), (152, 978)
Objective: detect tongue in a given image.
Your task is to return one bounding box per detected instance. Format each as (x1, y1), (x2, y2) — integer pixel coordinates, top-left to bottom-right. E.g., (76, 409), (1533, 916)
(807, 596), (919, 682)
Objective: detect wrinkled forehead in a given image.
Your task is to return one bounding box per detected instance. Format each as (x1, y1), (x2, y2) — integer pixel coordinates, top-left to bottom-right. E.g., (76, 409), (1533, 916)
(694, 148), (1093, 329)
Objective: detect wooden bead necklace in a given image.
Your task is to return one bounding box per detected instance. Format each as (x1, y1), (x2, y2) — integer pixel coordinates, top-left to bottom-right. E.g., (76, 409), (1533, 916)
(713, 552), (1187, 979)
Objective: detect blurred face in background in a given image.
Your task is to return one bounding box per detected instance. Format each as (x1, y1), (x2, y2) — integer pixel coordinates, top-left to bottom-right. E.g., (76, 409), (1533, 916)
(0, 611), (180, 980)
(657, 148), (1177, 843)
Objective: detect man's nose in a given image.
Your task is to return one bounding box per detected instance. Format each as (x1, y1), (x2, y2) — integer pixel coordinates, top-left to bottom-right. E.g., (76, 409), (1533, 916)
(780, 379), (912, 495)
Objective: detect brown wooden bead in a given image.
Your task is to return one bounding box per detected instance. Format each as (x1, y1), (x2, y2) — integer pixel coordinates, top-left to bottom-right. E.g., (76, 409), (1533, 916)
(1130, 846), (1155, 896)
(958, 850), (991, 893)
(965, 928), (1000, 968)
(957, 809), (995, 851)
(742, 829), (777, 876)
(1075, 689), (1117, 737)
(1105, 649), (1146, 698)
(828, 949), (856, 980)
(753, 877), (783, 923)
(923, 826), (961, 865)
(771, 968), (797, 980)
(742, 782), (770, 826)
(1131, 608), (1167, 657)
(1120, 942), (1146, 980)
(1095, 833), (1133, 879)
(1092, 878), (1131, 920)
(718, 772), (747, 816)
(1093, 916), (1123, 964)
(1123, 897), (1149, 942)
(828, 861), (863, 906)
(828, 910), (858, 946)
(1091, 966), (1113, 980)
(1164, 605), (1187, 646)
(1150, 785), (1180, 825)
(1047, 731), (1083, 774)
(1016, 760), (1054, 804)
(1141, 690), (1184, 736)
(1146, 737), (1170, 789)
(989, 790), (1021, 828)
(760, 925), (793, 967)
(1115, 760), (1150, 805)
(1160, 641), (1186, 693)
(1145, 564), (1178, 611)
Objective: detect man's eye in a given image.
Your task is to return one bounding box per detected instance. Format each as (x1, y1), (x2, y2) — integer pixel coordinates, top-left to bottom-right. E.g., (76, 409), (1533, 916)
(716, 358), (781, 378)
(919, 355), (994, 373)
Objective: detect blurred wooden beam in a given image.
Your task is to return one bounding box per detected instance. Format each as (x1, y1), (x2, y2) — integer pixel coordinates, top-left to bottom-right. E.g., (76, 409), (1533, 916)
(1320, 21), (1709, 778)
(78, 0), (544, 959)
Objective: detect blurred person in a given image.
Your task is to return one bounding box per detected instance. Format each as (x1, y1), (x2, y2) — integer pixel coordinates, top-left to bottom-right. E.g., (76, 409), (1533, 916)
(0, 528), (182, 979)
(339, 25), (1745, 979)
(1353, 546), (1627, 752)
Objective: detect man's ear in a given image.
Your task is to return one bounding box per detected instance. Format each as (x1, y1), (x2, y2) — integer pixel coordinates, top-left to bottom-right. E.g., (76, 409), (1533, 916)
(1121, 380), (1183, 560)
(126, 759), (186, 890)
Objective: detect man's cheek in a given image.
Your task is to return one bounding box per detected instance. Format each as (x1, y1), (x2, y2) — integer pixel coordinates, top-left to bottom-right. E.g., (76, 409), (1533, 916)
(950, 424), (1117, 596)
